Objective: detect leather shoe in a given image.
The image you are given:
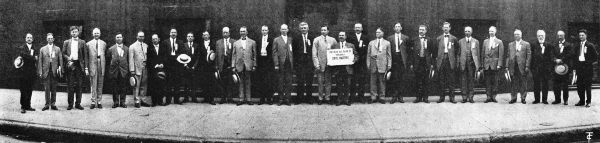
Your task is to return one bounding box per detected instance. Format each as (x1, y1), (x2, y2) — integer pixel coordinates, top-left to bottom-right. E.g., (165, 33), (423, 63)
(135, 103), (141, 108)
(575, 102), (585, 106)
(97, 104), (103, 109)
(42, 106), (49, 111)
(90, 104), (96, 109)
(51, 106), (58, 110)
(75, 105), (84, 110)
(21, 109), (26, 114)
(509, 100), (516, 104)
(121, 104), (127, 108)
(25, 108), (35, 111)
(67, 106), (73, 110)
(112, 104), (119, 108)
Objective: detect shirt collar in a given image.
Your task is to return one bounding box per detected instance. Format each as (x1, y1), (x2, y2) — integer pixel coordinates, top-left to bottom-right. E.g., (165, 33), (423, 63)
(559, 39), (565, 44)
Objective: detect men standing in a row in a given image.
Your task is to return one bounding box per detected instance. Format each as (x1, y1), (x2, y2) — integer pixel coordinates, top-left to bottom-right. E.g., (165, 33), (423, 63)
(531, 30), (556, 104)
(294, 22), (315, 104)
(63, 26), (87, 110)
(574, 29), (597, 107)
(215, 27), (235, 104)
(232, 26), (257, 105)
(255, 26), (275, 105)
(506, 29), (531, 104)
(367, 28), (391, 104)
(108, 33), (129, 108)
(184, 32), (199, 103)
(313, 25), (337, 105)
(165, 28), (184, 105)
(482, 26), (504, 103)
(86, 28), (106, 109)
(16, 33), (38, 113)
(436, 22), (459, 103)
(347, 23), (369, 103)
(331, 31), (357, 106)
(130, 31), (150, 108)
(39, 33), (62, 111)
(458, 26), (480, 103)
(387, 23), (411, 104)
(412, 25), (434, 103)
(148, 34), (168, 106)
(552, 31), (573, 105)
(273, 24), (293, 106)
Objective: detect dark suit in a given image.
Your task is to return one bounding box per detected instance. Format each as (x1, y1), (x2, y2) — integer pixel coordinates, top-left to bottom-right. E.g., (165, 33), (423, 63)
(482, 37), (504, 100)
(273, 35), (294, 103)
(15, 44), (37, 109)
(330, 42), (357, 103)
(147, 43), (168, 105)
(435, 34), (459, 102)
(573, 41), (597, 105)
(254, 35), (275, 103)
(215, 38), (236, 103)
(506, 40), (531, 102)
(62, 38), (87, 106)
(458, 37), (481, 102)
(386, 34), (411, 102)
(192, 40), (216, 102)
(531, 41), (556, 103)
(164, 38), (185, 104)
(553, 40), (573, 103)
(293, 33), (315, 102)
(411, 36), (435, 102)
(107, 44), (129, 105)
(183, 41), (203, 102)
(347, 33), (369, 100)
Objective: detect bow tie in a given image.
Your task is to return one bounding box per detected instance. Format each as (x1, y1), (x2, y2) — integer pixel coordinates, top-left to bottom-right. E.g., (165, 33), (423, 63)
(242, 38), (247, 40)
(444, 35), (449, 37)
(420, 37), (425, 39)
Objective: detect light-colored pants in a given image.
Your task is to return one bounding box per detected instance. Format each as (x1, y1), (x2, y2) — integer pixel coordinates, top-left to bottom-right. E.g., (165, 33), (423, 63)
(134, 69), (150, 104)
(370, 72), (386, 99)
(238, 71), (252, 101)
(90, 71), (104, 104)
(316, 69), (331, 100)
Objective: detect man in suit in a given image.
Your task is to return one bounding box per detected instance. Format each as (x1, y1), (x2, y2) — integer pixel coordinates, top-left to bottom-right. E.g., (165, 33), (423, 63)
(293, 22), (315, 104)
(482, 26), (504, 103)
(164, 28), (185, 105)
(215, 27), (236, 104)
(458, 26), (481, 103)
(312, 25), (337, 105)
(38, 33), (62, 111)
(412, 25), (435, 103)
(255, 26), (275, 105)
(573, 29), (597, 107)
(506, 29), (531, 104)
(148, 34), (168, 106)
(386, 23), (411, 103)
(194, 31), (216, 105)
(232, 26), (257, 106)
(86, 28), (107, 109)
(63, 26), (87, 110)
(331, 31), (357, 106)
(435, 22), (459, 103)
(347, 23), (369, 103)
(183, 32), (200, 103)
(531, 30), (556, 104)
(15, 33), (37, 113)
(552, 30), (573, 105)
(129, 31), (150, 108)
(273, 24), (293, 106)
(367, 27), (392, 104)
(107, 33), (129, 108)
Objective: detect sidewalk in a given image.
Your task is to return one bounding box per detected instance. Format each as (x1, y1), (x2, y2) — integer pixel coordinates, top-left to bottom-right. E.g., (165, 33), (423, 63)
(0, 88), (599, 142)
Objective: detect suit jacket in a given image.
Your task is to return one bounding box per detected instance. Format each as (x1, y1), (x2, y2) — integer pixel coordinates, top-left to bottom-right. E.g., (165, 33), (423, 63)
(192, 40), (214, 72)
(367, 38), (392, 73)
(62, 38), (87, 69)
(531, 41), (556, 72)
(15, 44), (38, 77)
(506, 40), (531, 75)
(273, 35), (294, 71)
(347, 32), (369, 71)
(107, 44), (129, 79)
(458, 37), (481, 70)
(554, 40), (574, 71)
(293, 33), (315, 68)
(312, 35), (337, 71)
(163, 38), (186, 76)
(147, 43), (168, 74)
(257, 35), (274, 71)
(411, 36), (435, 67)
(38, 44), (63, 78)
(86, 39), (107, 77)
(573, 41), (598, 73)
(231, 38), (257, 72)
(215, 38), (235, 71)
(331, 42), (357, 74)
(482, 37), (505, 70)
(184, 41), (206, 72)
(129, 41), (148, 76)
(435, 34), (459, 70)
(387, 33), (411, 70)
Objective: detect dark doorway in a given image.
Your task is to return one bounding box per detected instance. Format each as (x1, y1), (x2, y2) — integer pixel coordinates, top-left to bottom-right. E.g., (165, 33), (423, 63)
(448, 19), (497, 41)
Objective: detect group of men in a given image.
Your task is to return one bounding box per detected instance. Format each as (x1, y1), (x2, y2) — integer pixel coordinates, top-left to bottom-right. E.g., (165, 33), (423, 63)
(14, 21), (598, 114)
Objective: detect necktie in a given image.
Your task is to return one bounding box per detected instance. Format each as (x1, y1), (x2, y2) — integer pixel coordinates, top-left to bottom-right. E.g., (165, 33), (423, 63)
(225, 40), (229, 56)
(559, 42), (564, 53)
(172, 39), (176, 54)
(340, 42), (343, 49)
(49, 45), (54, 58)
(378, 39), (381, 52)
(190, 42), (194, 54)
(541, 43), (545, 54)
(396, 35), (400, 52)
(96, 40), (100, 59)
(303, 34), (307, 53)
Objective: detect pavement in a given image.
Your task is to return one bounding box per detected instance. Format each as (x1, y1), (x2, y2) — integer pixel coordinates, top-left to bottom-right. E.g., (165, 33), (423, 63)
(0, 88), (599, 143)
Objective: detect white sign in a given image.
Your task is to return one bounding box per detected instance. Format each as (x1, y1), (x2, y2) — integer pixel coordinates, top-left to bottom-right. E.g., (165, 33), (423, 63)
(327, 49), (354, 66)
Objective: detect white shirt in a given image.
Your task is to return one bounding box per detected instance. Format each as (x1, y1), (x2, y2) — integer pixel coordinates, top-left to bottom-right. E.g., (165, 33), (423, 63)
(282, 35), (288, 44)
(539, 40), (545, 54)
(377, 38), (383, 52)
(48, 44), (55, 58)
(395, 33), (401, 52)
(443, 34), (450, 53)
(240, 37), (247, 50)
(488, 37), (496, 50)
(188, 42), (194, 54)
(261, 35), (268, 54)
(154, 44), (160, 56)
(170, 38), (177, 55)
(27, 43), (33, 56)
(559, 40), (565, 53)
(515, 40), (522, 51)
(70, 38), (79, 60)
(302, 34), (308, 53)
(94, 39), (102, 57)
(340, 41), (345, 49)
(117, 44), (124, 57)
(420, 36), (427, 49)
(356, 33), (363, 48)
(224, 38), (230, 56)
(579, 41), (587, 61)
